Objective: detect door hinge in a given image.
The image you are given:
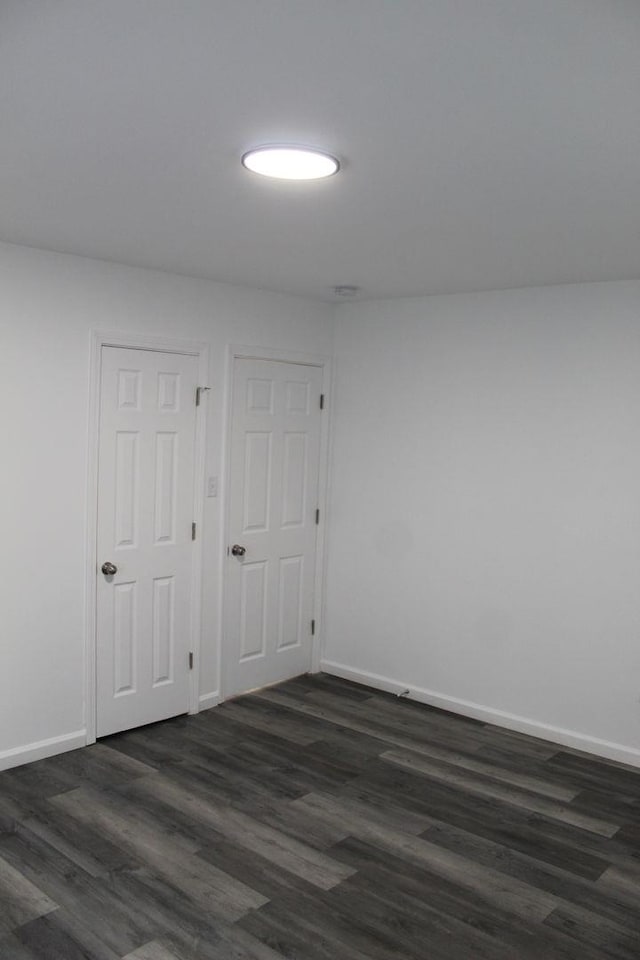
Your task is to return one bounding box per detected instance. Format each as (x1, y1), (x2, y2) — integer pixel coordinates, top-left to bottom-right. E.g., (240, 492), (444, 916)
(320, 393), (325, 410)
(192, 522), (197, 540)
(311, 619), (316, 636)
(315, 508), (320, 525)
(195, 386), (211, 407)
(189, 652), (194, 670)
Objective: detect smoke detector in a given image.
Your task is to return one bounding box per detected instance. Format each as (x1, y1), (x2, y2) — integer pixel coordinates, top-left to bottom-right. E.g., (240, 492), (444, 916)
(333, 285), (360, 298)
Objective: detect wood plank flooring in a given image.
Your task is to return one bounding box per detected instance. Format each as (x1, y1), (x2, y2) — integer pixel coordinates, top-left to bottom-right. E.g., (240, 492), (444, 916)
(1, 673), (640, 959)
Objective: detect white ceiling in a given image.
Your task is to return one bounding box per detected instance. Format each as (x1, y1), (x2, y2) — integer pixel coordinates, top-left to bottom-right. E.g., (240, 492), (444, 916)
(1, 1), (639, 302)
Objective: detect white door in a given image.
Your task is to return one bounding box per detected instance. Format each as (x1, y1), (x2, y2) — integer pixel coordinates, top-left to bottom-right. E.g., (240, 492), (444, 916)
(96, 346), (198, 737)
(224, 358), (324, 698)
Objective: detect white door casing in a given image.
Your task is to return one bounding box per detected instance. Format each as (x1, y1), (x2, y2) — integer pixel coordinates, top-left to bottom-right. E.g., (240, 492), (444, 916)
(95, 346), (199, 737)
(224, 357), (324, 698)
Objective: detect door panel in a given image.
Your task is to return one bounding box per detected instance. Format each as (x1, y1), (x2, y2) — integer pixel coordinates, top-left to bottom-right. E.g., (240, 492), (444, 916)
(240, 561), (268, 660)
(278, 555), (303, 650)
(113, 581), (137, 695)
(281, 432), (307, 526)
(152, 576), (175, 685)
(244, 432), (272, 531)
(225, 358), (323, 698)
(96, 346), (198, 737)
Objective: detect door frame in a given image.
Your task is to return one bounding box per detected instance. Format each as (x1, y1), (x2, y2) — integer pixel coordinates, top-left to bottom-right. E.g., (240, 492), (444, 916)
(220, 345), (333, 699)
(85, 330), (209, 745)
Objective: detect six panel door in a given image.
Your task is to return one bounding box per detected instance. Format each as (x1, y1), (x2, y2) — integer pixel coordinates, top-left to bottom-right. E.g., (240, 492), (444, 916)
(96, 346), (198, 737)
(224, 358), (323, 698)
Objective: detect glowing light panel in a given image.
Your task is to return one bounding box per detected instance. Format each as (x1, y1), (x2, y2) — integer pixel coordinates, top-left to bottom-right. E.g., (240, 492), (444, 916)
(242, 146), (339, 181)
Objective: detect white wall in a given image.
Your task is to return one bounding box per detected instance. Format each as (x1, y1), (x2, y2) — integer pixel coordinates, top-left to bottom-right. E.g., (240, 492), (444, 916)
(0, 241), (333, 766)
(5, 243), (640, 771)
(325, 281), (640, 765)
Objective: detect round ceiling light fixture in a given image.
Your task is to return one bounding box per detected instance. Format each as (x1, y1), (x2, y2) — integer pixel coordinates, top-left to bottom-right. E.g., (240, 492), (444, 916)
(241, 145), (339, 181)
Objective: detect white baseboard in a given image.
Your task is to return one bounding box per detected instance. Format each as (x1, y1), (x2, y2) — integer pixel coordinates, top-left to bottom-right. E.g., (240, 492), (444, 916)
(198, 691), (222, 711)
(0, 729), (87, 772)
(320, 660), (640, 770)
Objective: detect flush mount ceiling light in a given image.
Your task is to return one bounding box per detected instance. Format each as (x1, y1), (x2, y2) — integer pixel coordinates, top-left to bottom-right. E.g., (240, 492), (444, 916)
(241, 146), (339, 181)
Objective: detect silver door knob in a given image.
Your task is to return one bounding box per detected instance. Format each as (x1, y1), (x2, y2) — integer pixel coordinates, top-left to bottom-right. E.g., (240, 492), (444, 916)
(231, 544), (246, 557)
(101, 561), (118, 576)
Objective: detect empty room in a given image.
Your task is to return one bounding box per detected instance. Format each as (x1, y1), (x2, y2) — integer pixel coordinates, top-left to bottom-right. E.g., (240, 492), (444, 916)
(2, 2), (640, 958)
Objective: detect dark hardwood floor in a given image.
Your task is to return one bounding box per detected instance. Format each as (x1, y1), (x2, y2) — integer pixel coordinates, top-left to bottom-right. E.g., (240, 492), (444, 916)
(1, 673), (640, 959)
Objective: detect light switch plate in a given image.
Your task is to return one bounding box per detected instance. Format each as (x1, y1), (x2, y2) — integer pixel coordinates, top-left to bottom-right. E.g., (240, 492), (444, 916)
(207, 476), (218, 498)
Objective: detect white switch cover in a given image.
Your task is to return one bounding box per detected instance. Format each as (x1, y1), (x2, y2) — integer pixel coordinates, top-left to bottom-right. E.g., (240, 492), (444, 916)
(207, 476), (218, 498)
